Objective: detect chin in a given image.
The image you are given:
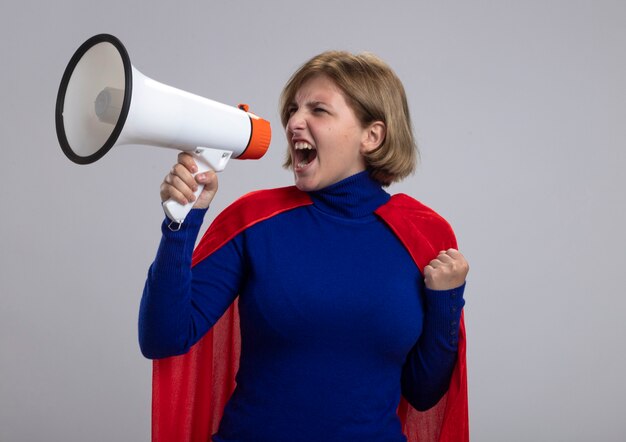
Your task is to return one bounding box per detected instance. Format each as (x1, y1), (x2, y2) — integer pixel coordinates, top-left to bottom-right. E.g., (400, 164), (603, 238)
(294, 180), (317, 192)
(293, 174), (321, 192)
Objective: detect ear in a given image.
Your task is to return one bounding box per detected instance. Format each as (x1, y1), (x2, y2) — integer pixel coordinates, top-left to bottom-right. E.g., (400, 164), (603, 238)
(361, 121), (386, 154)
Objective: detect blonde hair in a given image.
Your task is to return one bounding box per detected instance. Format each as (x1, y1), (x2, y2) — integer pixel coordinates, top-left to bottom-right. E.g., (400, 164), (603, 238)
(279, 51), (418, 186)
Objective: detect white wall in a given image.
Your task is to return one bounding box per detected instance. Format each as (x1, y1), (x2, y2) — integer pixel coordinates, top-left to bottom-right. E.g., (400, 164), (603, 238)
(1, 1), (624, 440)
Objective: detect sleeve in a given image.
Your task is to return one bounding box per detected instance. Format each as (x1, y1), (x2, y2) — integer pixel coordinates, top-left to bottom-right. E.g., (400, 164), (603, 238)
(400, 282), (466, 411)
(138, 208), (244, 359)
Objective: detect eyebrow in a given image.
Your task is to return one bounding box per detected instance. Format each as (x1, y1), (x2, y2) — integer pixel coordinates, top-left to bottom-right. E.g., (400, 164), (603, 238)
(306, 100), (326, 107)
(289, 100), (330, 109)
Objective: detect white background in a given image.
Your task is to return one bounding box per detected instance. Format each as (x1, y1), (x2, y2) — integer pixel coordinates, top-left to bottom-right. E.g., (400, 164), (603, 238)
(1, 1), (624, 440)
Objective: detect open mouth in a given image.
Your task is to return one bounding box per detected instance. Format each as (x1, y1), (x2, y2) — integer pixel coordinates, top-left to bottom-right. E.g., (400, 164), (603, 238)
(293, 141), (317, 169)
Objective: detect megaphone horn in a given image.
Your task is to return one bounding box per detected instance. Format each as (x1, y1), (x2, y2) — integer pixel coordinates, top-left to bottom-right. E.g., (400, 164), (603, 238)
(55, 33), (271, 223)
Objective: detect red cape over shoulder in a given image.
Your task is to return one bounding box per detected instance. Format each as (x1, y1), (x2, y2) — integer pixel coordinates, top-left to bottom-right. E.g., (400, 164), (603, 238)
(151, 187), (468, 442)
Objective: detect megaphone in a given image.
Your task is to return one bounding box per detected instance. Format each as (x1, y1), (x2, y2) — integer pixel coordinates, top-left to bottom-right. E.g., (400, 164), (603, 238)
(55, 34), (271, 223)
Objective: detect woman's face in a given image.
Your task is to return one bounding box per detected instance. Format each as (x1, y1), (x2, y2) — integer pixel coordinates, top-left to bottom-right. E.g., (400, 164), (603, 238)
(286, 75), (371, 192)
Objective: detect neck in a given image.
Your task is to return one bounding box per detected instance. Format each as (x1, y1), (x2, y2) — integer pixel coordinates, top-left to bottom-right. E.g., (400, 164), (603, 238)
(307, 171), (390, 219)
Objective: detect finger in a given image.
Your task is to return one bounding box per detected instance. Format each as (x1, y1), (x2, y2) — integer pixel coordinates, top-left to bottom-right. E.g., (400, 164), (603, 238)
(171, 163), (198, 192)
(423, 264), (435, 275)
(164, 173), (197, 203)
(435, 252), (455, 264)
(427, 258), (442, 269)
(161, 182), (191, 205)
(443, 249), (469, 273)
(196, 170), (217, 190)
(177, 152), (198, 173)
(444, 248), (463, 259)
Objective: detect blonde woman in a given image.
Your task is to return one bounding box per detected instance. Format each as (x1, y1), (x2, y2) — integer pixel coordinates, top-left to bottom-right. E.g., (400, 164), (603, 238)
(140, 51), (469, 442)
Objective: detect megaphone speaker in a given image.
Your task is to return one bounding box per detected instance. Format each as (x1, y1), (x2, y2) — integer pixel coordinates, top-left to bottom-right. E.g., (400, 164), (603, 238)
(55, 33), (271, 223)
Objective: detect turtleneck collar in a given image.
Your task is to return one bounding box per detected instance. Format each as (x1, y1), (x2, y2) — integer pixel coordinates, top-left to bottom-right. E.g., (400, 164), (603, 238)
(307, 171), (390, 219)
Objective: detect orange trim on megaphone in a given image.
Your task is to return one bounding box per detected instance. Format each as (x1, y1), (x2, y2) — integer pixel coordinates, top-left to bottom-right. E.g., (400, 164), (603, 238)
(238, 106), (271, 160)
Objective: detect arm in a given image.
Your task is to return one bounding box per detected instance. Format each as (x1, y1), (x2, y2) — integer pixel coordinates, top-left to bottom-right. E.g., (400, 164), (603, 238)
(401, 249), (469, 411)
(138, 209), (244, 359)
(138, 153), (242, 359)
(401, 283), (465, 411)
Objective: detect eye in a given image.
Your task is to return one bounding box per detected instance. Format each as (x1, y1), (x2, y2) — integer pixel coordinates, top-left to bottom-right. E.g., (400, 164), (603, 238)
(286, 105), (298, 116)
(313, 107), (327, 114)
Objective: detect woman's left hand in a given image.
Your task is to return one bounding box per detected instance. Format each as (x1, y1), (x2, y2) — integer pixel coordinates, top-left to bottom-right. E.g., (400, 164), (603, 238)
(423, 249), (469, 291)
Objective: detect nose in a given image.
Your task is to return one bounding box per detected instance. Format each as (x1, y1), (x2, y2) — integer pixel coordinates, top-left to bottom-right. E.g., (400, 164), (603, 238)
(286, 109), (306, 135)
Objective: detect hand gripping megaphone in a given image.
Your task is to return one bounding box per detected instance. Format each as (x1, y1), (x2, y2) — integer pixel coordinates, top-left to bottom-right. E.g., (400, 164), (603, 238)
(55, 34), (271, 224)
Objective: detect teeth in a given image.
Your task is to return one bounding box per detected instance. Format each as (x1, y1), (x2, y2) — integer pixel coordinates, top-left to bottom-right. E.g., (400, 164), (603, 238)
(294, 141), (315, 169)
(294, 142), (313, 150)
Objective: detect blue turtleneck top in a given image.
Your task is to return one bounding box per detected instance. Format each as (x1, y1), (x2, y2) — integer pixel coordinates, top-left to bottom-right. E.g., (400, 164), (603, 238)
(139, 171), (465, 442)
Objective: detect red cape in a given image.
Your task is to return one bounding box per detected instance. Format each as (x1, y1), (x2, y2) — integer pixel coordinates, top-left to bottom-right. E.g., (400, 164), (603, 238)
(151, 187), (468, 441)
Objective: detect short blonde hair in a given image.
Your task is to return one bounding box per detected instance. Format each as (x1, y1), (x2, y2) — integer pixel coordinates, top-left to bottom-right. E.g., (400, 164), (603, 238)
(279, 51), (418, 186)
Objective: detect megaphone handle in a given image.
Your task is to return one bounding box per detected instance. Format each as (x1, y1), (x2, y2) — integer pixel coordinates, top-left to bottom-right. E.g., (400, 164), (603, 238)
(162, 147), (232, 224)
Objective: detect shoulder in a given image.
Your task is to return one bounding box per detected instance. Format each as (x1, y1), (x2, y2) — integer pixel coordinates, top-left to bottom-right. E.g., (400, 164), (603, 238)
(376, 193), (457, 256)
(224, 186), (311, 216)
(192, 186), (312, 265)
(383, 193), (452, 226)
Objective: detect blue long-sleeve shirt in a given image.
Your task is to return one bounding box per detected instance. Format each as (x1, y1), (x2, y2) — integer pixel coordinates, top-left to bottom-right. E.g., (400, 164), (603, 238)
(139, 171), (465, 442)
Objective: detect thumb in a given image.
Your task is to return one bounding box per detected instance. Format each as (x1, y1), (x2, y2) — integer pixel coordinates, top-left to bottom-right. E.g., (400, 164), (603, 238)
(193, 171), (219, 208)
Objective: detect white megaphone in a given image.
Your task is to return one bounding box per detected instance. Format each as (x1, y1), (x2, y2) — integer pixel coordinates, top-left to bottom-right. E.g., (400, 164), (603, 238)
(55, 34), (271, 224)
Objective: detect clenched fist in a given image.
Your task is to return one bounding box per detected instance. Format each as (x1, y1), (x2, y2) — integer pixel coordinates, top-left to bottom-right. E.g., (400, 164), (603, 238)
(423, 249), (469, 291)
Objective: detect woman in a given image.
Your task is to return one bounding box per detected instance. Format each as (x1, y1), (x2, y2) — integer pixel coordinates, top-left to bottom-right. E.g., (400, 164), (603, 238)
(140, 51), (469, 442)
